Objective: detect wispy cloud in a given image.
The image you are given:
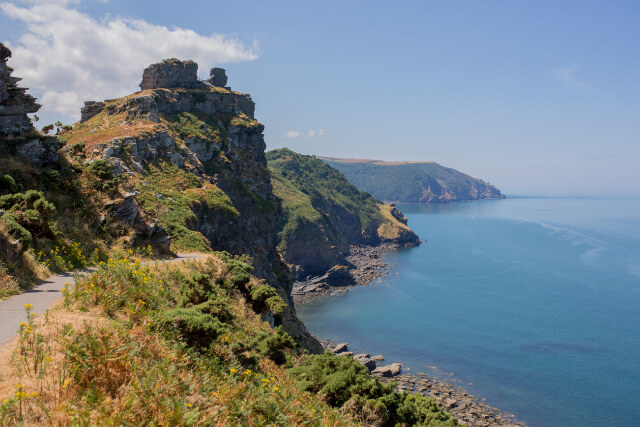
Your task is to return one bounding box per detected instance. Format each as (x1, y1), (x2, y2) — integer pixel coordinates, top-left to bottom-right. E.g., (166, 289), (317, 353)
(285, 129), (325, 139)
(0, 1), (258, 119)
(284, 131), (301, 139)
(552, 66), (585, 90)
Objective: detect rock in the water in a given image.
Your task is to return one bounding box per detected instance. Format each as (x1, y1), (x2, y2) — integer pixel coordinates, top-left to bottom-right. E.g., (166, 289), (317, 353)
(355, 355), (377, 371)
(371, 355), (385, 361)
(139, 58), (199, 90)
(372, 363), (402, 378)
(332, 343), (348, 354)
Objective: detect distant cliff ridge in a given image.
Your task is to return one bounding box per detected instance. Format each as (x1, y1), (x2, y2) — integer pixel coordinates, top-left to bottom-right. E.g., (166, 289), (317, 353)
(321, 157), (504, 203)
(267, 148), (420, 280)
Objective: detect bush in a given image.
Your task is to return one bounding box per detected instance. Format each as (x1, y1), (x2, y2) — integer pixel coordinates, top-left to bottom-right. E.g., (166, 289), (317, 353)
(0, 174), (18, 193)
(160, 306), (227, 348)
(289, 352), (457, 426)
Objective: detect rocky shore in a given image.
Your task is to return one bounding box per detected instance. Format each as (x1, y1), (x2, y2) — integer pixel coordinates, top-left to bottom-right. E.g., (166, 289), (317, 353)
(321, 341), (525, 427)
(292, 243), (398, 305)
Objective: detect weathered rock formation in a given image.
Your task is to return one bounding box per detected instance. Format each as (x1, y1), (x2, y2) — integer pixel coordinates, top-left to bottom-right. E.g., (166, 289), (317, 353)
(207, 67), (228, 87)
(139, 58), (199, 90)
(0, 43), (59, 166)
(80, 101), (105, 122)
(0, 43), (41, 136)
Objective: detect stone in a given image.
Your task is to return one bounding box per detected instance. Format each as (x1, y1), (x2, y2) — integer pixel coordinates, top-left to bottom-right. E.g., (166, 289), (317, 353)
(371, 355), (385, 361)
(332, 343), (348, 353)
(338, 351), (353, 357)
(139, 59), (199, 90)
(372, 363), (402, 378)
(207, 67), (228, 87)
(14, 137), (60, 167)
(356, 357), (377, 371)
(80, 101), (105, 122)
(114, 196), (138, 227)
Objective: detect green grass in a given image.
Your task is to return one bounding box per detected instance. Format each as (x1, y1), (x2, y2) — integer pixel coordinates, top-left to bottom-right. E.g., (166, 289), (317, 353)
(135, 160), (238, 252)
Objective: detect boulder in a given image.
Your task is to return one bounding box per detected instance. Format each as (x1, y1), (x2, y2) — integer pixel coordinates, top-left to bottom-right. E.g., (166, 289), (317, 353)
(114, 196), (138, 227)
(355, 356), (377, 371)
(332, 342), (348, 353)
(371, 355), (385, 361)
(372, 363), (402, 378)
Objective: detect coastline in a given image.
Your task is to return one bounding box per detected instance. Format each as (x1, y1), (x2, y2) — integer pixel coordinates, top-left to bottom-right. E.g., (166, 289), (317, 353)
(294, 243), (526, 427)
(292, 243), (399, 305)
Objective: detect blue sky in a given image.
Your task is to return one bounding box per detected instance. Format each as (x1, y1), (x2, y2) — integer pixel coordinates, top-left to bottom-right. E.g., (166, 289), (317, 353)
(1, 0), (639, 196)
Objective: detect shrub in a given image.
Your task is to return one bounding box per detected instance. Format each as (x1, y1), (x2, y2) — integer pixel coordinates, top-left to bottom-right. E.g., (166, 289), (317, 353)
(0, 174), (18, 193)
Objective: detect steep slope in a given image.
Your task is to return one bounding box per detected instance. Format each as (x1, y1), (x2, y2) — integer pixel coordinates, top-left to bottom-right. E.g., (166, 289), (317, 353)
(1, 56), (319, 351)
(267, 148), (419, 279)
(322, 157), (504, 203)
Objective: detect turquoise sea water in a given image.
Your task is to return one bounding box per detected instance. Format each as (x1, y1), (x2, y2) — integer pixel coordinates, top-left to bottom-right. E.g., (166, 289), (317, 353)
(297, 197), (640, 426)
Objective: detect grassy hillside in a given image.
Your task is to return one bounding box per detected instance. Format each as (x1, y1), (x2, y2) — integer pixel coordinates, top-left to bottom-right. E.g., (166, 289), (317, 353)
(322, 158), (504, 203)
(0, 253), (457, 426)
(267, 148), (419, 277)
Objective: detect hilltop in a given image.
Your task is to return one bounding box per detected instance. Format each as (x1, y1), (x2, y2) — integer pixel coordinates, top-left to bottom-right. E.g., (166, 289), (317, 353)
(322, 157), (504, 203)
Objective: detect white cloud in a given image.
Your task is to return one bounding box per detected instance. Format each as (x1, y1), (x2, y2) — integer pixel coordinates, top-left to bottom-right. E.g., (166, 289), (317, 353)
(1, 2), (258, 119)
(552, 66), (585, 90)
(284, 131), (301, 139)
(285, 129), (324, 139)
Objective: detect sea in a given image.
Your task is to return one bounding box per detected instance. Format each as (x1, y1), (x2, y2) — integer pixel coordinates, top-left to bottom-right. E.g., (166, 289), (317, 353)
(296, 196), (640, 427)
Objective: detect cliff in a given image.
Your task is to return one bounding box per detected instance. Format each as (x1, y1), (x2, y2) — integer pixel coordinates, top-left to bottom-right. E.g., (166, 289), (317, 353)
(267, 148), (420, 279)
(0, 58), (319, 351)
(322, 157), (504, 203)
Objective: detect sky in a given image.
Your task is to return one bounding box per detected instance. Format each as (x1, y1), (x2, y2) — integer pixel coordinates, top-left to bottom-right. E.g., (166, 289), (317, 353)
(1, 0), (639, 197)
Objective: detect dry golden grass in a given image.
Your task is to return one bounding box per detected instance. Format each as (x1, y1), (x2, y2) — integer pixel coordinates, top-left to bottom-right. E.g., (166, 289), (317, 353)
(376, 203), (412, 240)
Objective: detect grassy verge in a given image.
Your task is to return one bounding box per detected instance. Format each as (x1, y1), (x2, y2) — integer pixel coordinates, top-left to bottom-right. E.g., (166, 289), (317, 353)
(0, 253), (457, 426)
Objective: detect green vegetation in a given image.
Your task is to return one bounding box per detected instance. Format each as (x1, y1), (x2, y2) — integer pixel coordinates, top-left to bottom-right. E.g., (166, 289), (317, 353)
(0, 254), (457, 426)
(267, 148), (384, 252)
(267, 148), (418, 276)
(290, 353), (457, 426)
(136, 160), (238, 252)
(323, 159), (504, 203)
(161, 111), (227, 146)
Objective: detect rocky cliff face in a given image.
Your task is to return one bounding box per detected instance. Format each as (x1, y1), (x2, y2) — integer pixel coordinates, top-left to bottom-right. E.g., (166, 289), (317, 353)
(0, 43), (40, 136)
(61, 59), (319, 351)
(0, 43), (59, 166)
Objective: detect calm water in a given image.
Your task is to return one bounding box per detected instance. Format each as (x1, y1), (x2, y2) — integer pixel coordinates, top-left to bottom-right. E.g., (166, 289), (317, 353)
(297, 197), (640, 426)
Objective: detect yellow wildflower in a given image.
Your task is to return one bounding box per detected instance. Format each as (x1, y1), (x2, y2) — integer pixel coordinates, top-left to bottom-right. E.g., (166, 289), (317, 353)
(230, 368), (237, 374)
(23, 304), (33, 310)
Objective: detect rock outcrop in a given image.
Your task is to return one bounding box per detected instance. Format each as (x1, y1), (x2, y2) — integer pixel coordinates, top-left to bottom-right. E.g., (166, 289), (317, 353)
(0, 43), (41, 136)
(139, 58), (199, 90)
(0, 43), (59, 167)
(207, 67), (228, 87)
(80, 101), (105, 123)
